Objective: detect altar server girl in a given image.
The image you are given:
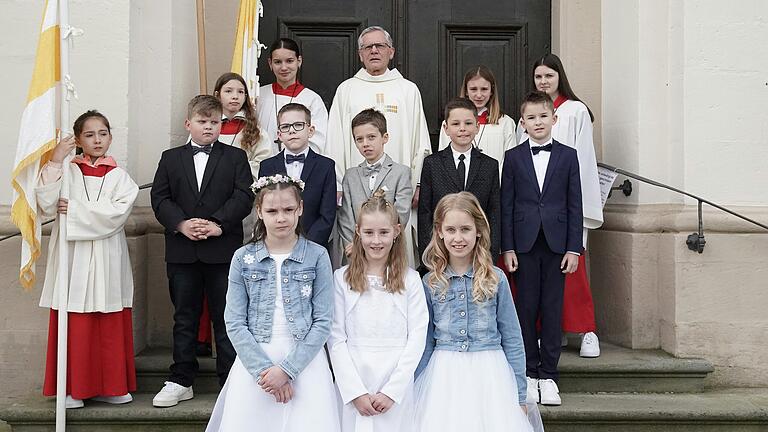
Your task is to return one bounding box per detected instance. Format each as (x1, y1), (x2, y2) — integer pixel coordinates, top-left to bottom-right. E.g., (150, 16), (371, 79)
(518, 53), (604, 358)
(438, 65), (517, 172)
(415, 192), (544, 432)
(329, 189), (428, 432)
(257, 38), (329, 155)
(206, 174), (339, 432)
(214, 71), (274, 179)
(37, 110), (139, 409)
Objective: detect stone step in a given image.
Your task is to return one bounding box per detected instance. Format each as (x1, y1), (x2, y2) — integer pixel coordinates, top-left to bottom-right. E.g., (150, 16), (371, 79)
(541, 389), (768, 432)
(135, 342), (714, 394)
(1, 390), (766, 431)
(558, 340), (714, 393)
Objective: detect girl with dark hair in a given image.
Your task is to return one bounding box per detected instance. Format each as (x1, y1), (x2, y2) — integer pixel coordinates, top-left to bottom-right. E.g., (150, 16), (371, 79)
(213, 72), (274, 180)
(518, 53), (604, 358)
(257, 38), (329, 155)
(38, 110), (139, 408)
(206, 175), (340, 431)
(439, 65), (517, 173)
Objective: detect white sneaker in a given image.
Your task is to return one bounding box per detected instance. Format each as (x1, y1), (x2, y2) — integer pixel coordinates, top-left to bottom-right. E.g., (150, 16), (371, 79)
(92, 393), (133, 405)
(561, 334), (569, 347)
(153, 381), (193, 407)
(65, 395), (84, 409)
(526, 377), (540, 404)
(580, 332), (601, 358)
(539, 379), (561, 406)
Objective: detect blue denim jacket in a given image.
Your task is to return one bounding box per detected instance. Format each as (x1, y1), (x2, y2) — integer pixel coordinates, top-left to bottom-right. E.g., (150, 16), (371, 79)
(224, 236), (334, 380)
(415, 266), (527, 404)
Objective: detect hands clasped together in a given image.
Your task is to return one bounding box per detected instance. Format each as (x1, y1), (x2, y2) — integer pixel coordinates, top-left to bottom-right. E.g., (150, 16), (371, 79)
(177, 218), (222, 241)
(258, 365), (294, 404)
(351, 392), (395, 416)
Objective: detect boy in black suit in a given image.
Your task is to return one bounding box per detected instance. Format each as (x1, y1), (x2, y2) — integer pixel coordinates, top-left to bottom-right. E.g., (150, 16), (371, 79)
(418, 97), (501, 261)
(259, 103), (336, 247)
(501, 91), (583, 406)
(150, 95), (254, 407)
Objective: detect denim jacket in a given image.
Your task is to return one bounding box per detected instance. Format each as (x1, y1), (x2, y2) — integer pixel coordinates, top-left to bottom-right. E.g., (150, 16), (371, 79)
(224, 236), (334, 380)
(415, 266), (527, 404)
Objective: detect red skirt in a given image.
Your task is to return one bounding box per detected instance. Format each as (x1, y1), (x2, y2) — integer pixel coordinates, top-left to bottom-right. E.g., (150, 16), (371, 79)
(561, 253), (596, 333)
(43, 308), (137, 399)
(500, 253), (596, 333)
(197, 296), (212, 344)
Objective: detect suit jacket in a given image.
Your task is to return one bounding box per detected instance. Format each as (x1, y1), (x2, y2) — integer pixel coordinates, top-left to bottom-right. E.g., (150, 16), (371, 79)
(258, 148), (337, 246)
(338, 154), (413, 246)
(151, 141), (254, 264)
(418, 146), (500, 259)
(500, 139), (583, 255)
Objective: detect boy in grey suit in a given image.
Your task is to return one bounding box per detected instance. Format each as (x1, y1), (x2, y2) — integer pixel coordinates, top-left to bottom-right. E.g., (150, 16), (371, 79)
(338, 109), (413, 256)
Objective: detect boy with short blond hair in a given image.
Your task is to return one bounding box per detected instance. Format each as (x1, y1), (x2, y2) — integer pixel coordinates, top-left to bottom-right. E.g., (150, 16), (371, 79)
(151, 94), (254, 407)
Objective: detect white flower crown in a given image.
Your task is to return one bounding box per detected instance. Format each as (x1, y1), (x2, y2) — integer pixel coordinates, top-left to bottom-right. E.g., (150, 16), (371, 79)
(251, 174), (305, 194)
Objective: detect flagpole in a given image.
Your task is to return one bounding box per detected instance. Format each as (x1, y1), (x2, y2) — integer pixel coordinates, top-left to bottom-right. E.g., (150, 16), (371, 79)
(56, 0), (71, 430)
(196, 0), (208, 94)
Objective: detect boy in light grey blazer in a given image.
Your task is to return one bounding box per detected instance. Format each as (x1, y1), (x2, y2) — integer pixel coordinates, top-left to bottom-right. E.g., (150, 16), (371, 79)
(338, 109), (413, 256)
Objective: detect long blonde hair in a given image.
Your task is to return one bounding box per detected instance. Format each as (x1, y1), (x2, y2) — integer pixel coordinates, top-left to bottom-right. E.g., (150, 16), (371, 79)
(459, 65), (502, 124)
(422, 192), (499, 302)
(345, 189), (407, 294)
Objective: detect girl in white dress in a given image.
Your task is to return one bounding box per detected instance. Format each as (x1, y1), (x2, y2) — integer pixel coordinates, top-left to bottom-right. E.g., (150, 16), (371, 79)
(415, 192), (544, 432)
(329, 189), (429, 432)
(438, 65), (517, 174)
(257, 38), (329, 155)
(206, 175), (340, 432)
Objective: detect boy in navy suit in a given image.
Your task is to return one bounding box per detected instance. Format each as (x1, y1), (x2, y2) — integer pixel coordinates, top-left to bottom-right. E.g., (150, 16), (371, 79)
(151, 95), (254, 407)
(259, 103), (336, 246)
(501, 91), (583, 406)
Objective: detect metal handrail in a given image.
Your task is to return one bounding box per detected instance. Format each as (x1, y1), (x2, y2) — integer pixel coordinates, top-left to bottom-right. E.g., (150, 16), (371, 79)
(599, 162), (768, 253)
(0, 182), (153, 243)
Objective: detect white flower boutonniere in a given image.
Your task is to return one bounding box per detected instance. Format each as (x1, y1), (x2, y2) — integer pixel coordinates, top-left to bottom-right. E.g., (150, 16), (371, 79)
(243, 254), (255, 265)
(301, 285), (312, 298)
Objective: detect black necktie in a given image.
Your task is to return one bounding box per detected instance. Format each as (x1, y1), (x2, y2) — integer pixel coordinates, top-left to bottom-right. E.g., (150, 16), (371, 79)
(457, 154), (466, 190)
(286, 153), (305, 164)
(364, 162), (382, 177)
(191, 144), (212, 155)
(531, 144), (553, 155)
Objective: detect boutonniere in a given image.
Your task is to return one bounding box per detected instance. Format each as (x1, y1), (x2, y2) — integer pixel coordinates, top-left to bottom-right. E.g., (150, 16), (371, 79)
(301, 285), (313, 298)
(243, 254), (255, 265)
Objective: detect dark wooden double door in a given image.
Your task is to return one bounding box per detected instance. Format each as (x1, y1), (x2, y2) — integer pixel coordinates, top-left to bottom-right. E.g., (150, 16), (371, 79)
(258, 0), (551, 148)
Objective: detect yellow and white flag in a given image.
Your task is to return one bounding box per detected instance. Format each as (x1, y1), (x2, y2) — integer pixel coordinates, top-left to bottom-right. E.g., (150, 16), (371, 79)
(231, 0), (264, 99)
(11, 0), (60, 289)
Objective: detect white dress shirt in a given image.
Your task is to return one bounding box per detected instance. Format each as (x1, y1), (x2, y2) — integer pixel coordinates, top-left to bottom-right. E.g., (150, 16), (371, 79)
(366, 155), (386, 191)
(530, 138), (552, 192)
(284, 147), (310, 179)
(191, 141), (212, 190)
(451, 146), (472, 188)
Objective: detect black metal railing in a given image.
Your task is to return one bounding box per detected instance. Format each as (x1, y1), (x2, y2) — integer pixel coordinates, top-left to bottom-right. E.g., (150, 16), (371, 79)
(0, 182), (153, 243)
(3, 169), (768, 255)
(599, 162), (768, 253)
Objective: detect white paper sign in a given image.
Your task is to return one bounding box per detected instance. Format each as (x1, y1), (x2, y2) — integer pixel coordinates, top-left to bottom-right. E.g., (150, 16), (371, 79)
(598, 166), (620, 208)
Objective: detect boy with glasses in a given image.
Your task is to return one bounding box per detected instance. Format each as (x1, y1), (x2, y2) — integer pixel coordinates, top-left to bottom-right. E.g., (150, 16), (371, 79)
(259, 103), (337, 247)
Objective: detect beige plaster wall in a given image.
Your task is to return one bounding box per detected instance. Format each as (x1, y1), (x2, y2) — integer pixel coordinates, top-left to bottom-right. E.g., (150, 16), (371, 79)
(591, 205), (768, 386)
(552, 0), (603, 156)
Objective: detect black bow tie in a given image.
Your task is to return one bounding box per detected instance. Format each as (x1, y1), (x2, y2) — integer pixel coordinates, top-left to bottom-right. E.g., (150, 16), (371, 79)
(191, 144), (213, 155)
(531, 144), (552, 155)
(286, 153), (306, 164)
(364, 162), (382, 177)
